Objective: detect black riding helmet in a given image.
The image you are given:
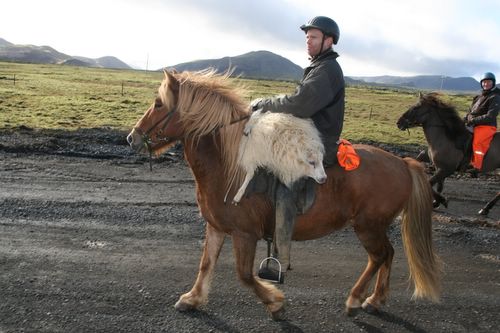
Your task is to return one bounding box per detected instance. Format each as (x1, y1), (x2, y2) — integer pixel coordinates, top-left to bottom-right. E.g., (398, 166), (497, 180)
(480, 72), (496, 88)
(300, 16), (340, 44)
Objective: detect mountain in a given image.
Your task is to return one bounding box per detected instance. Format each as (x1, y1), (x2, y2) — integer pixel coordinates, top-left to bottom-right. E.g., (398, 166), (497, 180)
(0, 38), (13, 47)
(71, 56), (131, 69)
(166, 50), (303, 81)
(0, 37), (488, 91)
(352, 75), (480, 92)
(0, 38), (131, 69)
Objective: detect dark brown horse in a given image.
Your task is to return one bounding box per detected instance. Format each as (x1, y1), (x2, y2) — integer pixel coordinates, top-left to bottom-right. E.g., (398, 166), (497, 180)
(397, 93), (499, 215)
(127, 70), (442, 319)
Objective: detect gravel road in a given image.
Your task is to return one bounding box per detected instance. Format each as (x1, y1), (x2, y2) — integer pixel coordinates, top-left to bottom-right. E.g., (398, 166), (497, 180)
(0, 128), (498, 333)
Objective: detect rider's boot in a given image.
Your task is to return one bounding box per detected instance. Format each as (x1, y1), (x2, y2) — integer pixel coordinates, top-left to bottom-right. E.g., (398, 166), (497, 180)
(323, 138), (339, 167)
(258, 182), (297, 284)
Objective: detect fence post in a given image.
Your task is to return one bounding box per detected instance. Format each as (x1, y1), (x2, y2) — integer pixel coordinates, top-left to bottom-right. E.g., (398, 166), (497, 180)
(121, 81), (124, 96)
(13, 74), (16, 86)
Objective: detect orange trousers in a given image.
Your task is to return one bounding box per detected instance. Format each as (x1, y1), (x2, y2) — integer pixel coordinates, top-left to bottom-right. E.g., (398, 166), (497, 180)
(471, 125), (497, 170)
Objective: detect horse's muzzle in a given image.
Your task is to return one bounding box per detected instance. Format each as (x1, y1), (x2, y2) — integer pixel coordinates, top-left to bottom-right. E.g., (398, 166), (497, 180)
(126, 132), (134, 145)
(396, 118), (409, 131)
(126, 129), (146, 154)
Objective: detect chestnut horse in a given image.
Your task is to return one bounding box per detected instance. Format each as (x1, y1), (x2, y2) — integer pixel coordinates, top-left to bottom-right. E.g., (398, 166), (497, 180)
(127, 70), (442, 319)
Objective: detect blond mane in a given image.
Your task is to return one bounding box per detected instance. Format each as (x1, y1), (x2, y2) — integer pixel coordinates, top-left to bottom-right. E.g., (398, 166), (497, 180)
(162, 70), (249, 189)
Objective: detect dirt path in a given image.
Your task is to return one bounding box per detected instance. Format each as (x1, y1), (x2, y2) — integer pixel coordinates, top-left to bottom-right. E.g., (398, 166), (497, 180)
(0, 128), (498, 332)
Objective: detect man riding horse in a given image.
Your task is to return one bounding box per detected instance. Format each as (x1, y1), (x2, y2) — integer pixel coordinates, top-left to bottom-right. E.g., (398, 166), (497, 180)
(464, 72), (500, 170)
(250, 16), (345, 283)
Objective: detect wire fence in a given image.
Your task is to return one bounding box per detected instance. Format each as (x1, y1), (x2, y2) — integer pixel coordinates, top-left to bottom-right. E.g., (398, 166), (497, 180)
(0, 74), (16, 85)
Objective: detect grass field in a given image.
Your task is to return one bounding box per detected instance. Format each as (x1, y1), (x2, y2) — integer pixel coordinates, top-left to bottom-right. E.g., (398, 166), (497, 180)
(0, 61), (474, 146)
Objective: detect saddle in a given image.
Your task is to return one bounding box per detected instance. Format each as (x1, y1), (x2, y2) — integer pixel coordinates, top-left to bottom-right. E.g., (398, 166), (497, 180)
(245, 139), (361, 229)
(245, 168), (317, 218)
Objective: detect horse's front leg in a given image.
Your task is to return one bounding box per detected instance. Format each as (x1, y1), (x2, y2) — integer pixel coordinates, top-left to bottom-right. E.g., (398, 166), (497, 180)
(429, 168), (453, 191)
(175, 223), (225, 311)
(416, 148), (430, 163)
(429, 168), (453, 208)
(231, 232), (286, 320)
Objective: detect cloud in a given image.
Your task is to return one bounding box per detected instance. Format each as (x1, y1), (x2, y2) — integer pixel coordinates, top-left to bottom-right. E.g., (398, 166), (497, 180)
(340, 35), (500, 77)
(3, 0), (500, 77)
(161, 0), (500, 77)
(164, 0), (308, 46)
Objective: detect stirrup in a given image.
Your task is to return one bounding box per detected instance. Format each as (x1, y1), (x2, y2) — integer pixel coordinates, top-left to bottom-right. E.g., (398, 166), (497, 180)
(258, 257), (284, 284)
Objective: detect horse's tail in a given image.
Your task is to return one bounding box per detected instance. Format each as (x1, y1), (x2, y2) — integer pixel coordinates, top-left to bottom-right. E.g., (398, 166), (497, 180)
(401, 157), (442, 302)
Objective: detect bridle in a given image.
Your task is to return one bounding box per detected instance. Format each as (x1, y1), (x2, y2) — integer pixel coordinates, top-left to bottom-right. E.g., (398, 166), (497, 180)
(134, 105), (251, 171)
(400, 105), (446, 134)
(133, 107), (178, 171)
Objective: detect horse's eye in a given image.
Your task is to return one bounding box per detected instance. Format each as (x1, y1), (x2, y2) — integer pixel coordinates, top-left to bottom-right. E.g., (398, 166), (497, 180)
(154, 98), (163, 109)
(308, 161), (316, 167)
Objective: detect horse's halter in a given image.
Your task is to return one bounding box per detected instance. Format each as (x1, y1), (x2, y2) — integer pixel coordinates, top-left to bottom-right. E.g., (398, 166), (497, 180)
(133, 103), (251, 171)
(133, 106), (179, 171)
(400, 104), (447, 137)
(398, 106), (421, 133)
(401, 104), (437, 128)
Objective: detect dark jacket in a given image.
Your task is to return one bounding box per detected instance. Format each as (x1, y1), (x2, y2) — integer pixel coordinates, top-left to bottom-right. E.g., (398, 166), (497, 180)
(466, 87), (500, 127)
(254, 49), (345, 161)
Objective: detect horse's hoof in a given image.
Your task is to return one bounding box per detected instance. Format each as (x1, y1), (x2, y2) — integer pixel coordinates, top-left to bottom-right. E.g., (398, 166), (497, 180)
(442, 199), (448, 208)
(345, 306), (361, 317)
(478, 208), (489, 216)
(174, 300), (195, 312)
(433, 198), (448, 209)
(362, 302), (379, 314)
(270, 307), (286, 321)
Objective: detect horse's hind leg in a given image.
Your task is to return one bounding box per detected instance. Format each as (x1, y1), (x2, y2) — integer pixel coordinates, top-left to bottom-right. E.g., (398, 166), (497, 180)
(479, 192), (500, 216)
(175, 223), (225, 311)
(231, 233), (285, 320)
(346, 225), (394, 315)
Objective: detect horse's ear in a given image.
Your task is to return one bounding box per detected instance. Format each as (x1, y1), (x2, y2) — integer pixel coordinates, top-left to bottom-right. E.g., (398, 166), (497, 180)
(163, 69), (177, 82)
(163, 69), (180, 92)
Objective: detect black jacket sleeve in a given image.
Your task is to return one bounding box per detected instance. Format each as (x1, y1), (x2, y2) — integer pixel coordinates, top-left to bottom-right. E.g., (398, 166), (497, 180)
(254, 65), (336, 118)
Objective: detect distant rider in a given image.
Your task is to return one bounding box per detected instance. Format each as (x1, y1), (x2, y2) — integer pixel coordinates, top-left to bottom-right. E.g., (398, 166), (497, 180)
(464, 72), (499, 170)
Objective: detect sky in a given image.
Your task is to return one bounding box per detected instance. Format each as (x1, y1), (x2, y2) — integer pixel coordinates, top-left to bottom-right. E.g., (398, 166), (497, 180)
(2, 0), (500, 79)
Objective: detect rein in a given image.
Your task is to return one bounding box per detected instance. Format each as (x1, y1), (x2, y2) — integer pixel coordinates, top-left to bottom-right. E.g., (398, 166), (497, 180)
(211, 114), (250, 134)
(401, 106), (447, 135)
(137, 108), (250, 171)
(134, 107), (178, 171)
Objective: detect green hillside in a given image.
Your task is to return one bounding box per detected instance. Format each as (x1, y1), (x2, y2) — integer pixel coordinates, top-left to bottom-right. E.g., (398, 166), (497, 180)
(0, 61), (474, 147)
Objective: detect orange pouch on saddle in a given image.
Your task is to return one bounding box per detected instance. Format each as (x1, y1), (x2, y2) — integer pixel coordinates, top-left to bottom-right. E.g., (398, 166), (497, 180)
(337, 139), (360, 171)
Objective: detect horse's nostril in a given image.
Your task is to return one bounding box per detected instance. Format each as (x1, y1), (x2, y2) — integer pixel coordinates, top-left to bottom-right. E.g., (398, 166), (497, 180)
(126, 134), (133, 145)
